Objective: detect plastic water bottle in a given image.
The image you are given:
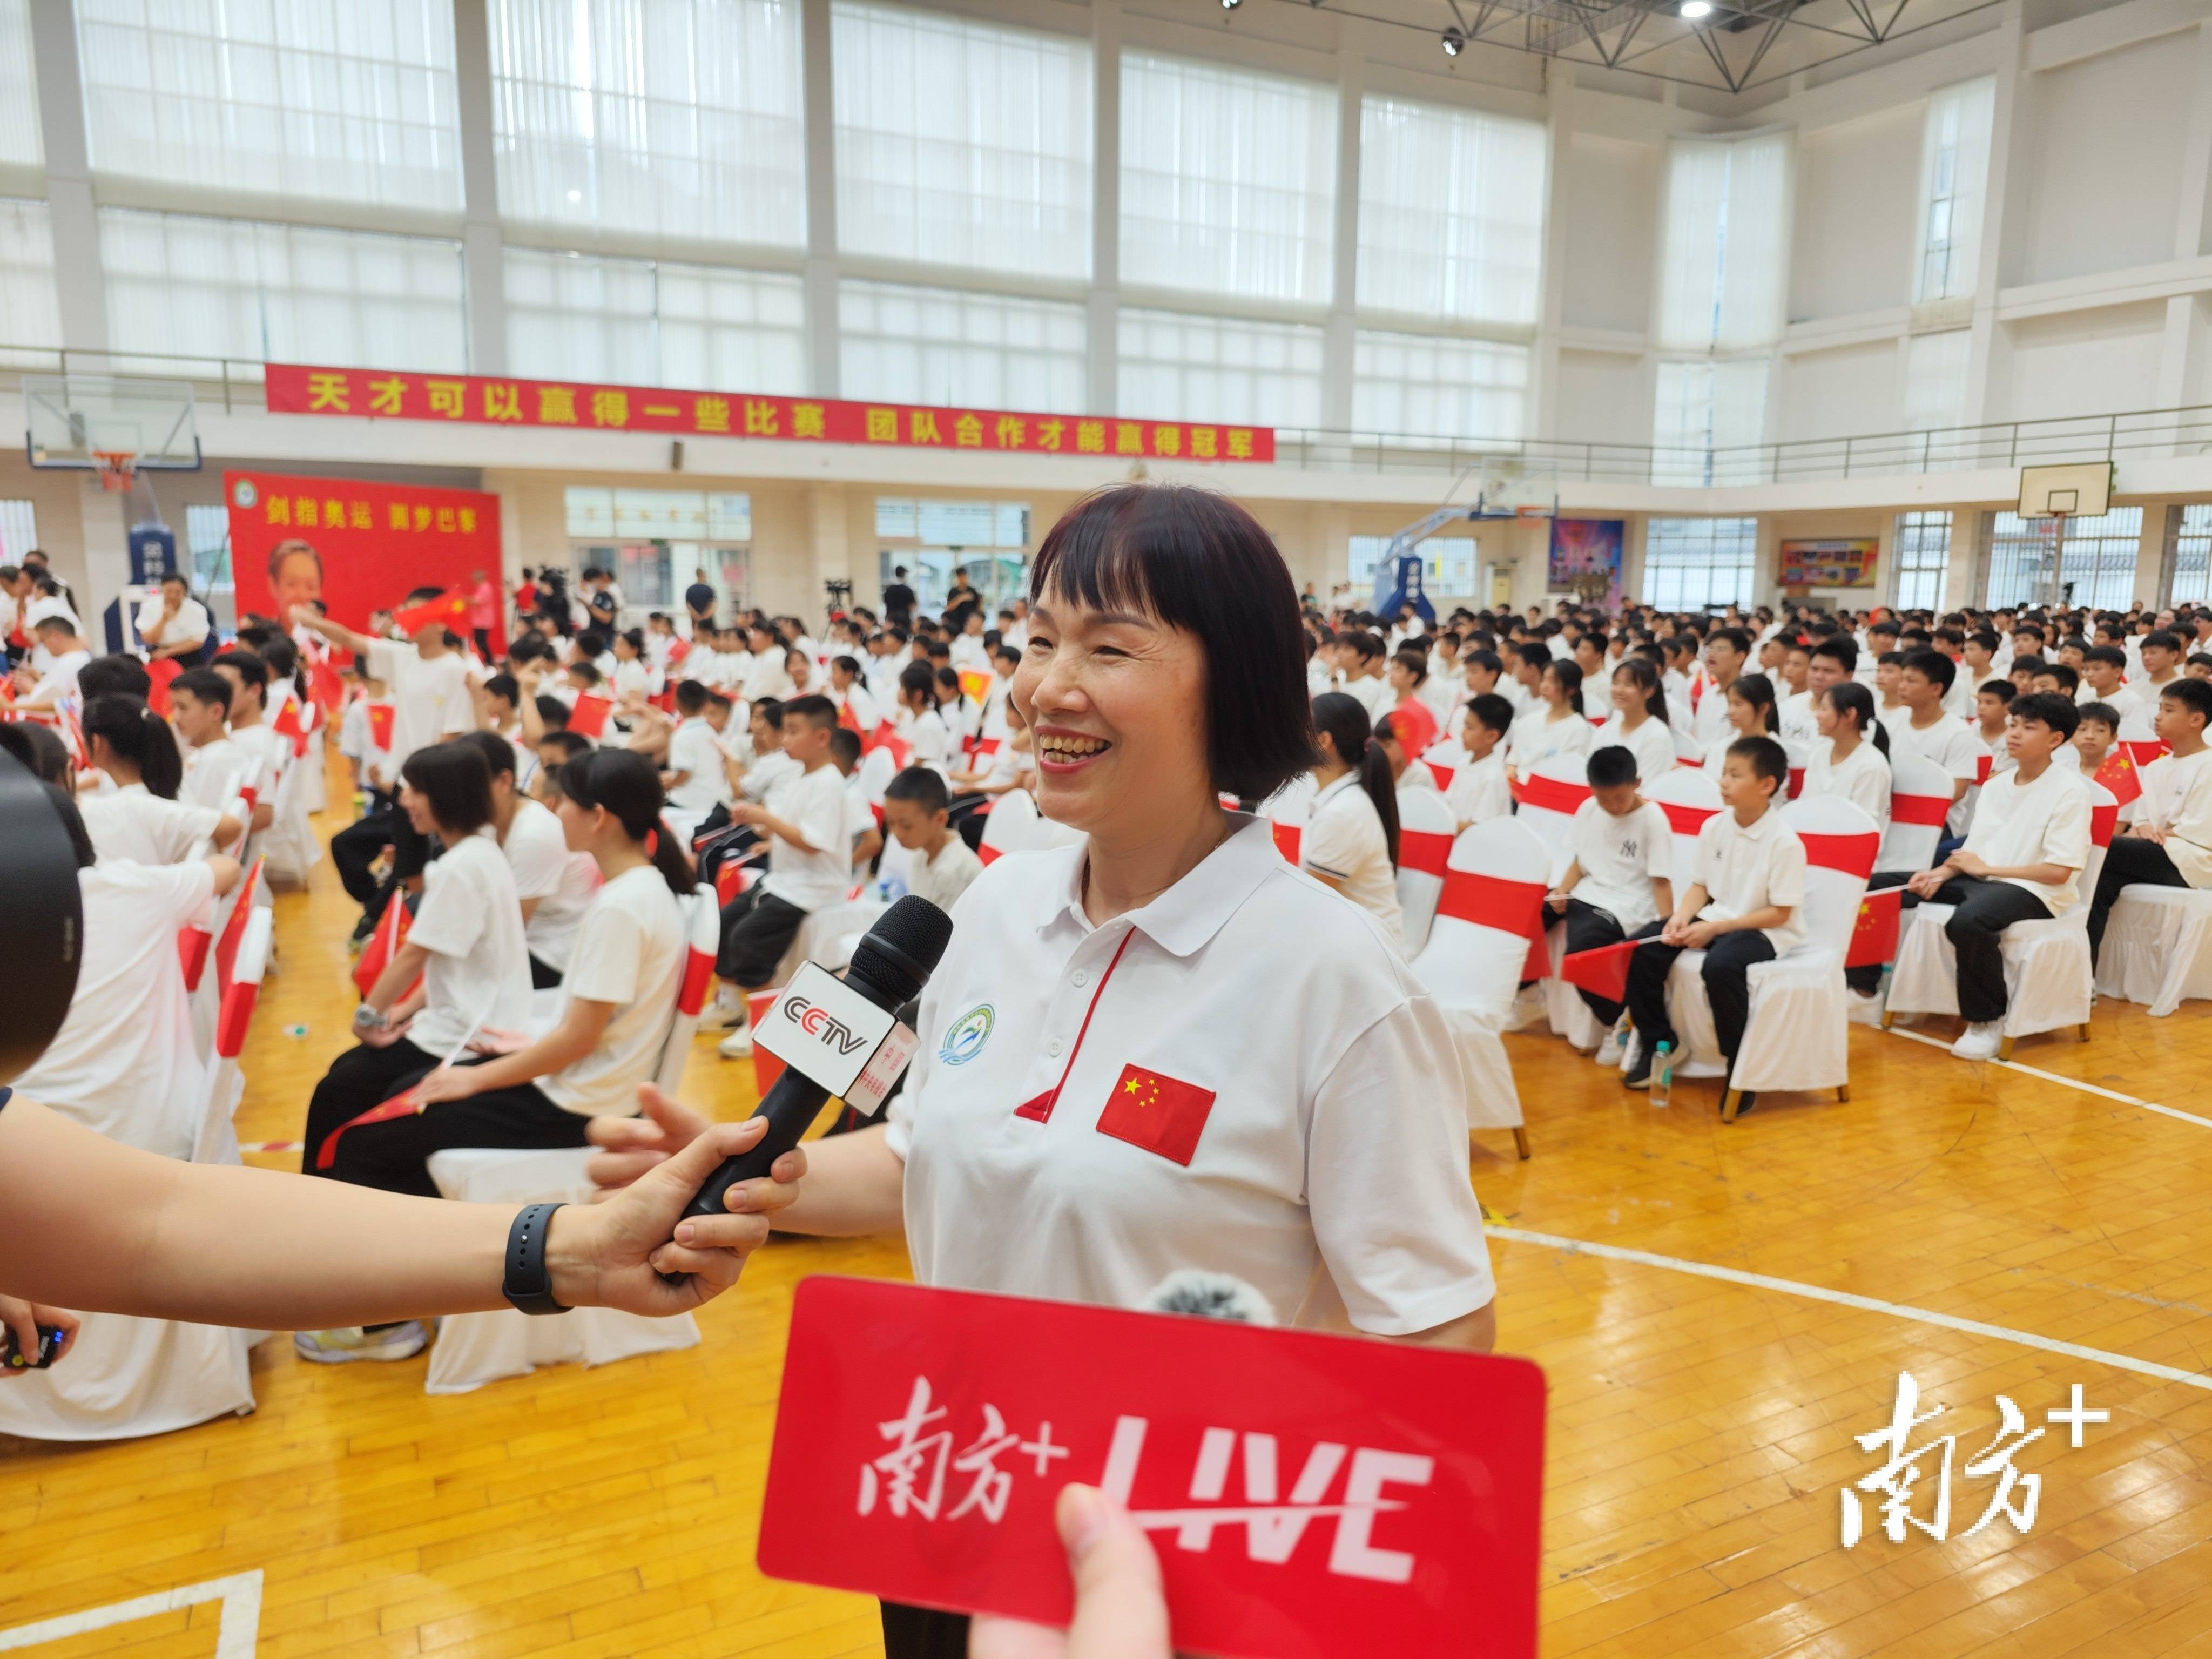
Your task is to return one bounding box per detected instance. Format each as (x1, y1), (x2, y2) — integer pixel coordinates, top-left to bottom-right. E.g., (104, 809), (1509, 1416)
(1649, 1040), (1673, 1108)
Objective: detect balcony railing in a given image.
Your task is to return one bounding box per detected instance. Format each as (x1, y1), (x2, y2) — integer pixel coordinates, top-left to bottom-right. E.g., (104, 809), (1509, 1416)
(7, 343), (2212, 488)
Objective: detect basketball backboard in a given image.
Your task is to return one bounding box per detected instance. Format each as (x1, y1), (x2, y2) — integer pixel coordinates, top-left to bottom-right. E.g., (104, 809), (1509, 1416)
(24, 375), (202, 472)
(1475, 459), (1559, 521)
(2018, 461), (2113, 519)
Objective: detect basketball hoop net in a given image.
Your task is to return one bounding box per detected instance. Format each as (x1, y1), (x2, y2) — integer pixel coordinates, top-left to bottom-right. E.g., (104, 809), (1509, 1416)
(91, 449), (139, 494)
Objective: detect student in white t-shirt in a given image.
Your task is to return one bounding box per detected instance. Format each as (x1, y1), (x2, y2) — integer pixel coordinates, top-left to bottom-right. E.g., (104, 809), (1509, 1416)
(2089, 677), (2212, 963)
(1444, 694), (1515, 831)
(1546, 744), (1674, 1041)
(1805, 681), (1893, 825)
(1885, 650), (1985, 839)
(827, 655), (882, 738)
(1599, 658), (1678, 783)
(1903, 692), (2092, 1061)
(77, 694), (242, 865)
(882, 765), (984, 914)
(11, 615), (89, 707)
(210, 649), (284, 835)
(1622, 735), (1806, 1102)
(456, 731), (600, 988)
(713, 696), (857, 1058)
(134, 572), (212, 664)
(1506, 660), (1600, 783)
(895, 662), (954, 772)
(170, 667), (253, 816)
(297, 748), (539, 1363)
(1702, 672), (1782, 778)
(14, 797), (242, 1161)
(661, 679), (737, 842)
(1304, 693), (1405, 953)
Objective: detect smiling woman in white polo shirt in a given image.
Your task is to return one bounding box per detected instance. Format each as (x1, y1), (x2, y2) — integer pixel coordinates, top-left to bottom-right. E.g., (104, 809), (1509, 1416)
(592, 483), (1498, 1659)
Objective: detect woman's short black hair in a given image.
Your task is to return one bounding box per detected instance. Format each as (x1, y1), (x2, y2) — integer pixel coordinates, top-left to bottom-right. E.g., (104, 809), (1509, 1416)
(400, 740), (494, 837)
(1030, 484), (1314, 801)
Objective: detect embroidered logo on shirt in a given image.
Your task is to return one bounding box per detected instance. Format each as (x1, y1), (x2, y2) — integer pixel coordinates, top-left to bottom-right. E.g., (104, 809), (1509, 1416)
(1095, 1064), (1217, 1166)
(939, 1004), (995, 1067)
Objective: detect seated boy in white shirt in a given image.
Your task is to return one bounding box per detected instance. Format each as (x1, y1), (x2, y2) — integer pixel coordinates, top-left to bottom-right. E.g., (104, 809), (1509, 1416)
(1546, 745), (1674, 1043)
(2088, 677), (2212, 964)
(1445, 694), (1516, 831)
(882, 765), (984, 915)
(660, 678), (737, 841)
(2070, 703), (2136, 825)
(1903, 692), (2092, 1060)
(1622, 735), (1806, 1104)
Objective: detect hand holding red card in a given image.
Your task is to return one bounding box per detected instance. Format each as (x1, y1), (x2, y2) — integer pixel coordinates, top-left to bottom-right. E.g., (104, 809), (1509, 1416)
(760, 1277), (1544, 1659)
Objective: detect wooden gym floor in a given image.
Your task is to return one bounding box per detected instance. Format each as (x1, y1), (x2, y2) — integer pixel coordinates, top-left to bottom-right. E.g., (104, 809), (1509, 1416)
(6, 768), (2212, 1658)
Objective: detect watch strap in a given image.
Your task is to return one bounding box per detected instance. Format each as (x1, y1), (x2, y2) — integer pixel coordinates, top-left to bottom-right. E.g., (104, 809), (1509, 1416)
(503, 1202), (570, 1315)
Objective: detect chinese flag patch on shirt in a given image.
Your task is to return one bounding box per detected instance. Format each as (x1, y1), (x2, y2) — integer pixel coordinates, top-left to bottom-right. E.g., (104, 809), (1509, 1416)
(1095, 1064), (1216, 1166)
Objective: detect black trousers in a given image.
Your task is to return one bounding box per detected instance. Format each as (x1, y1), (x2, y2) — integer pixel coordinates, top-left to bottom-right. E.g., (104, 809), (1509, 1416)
(303, 1045), (590, 1198)
(330, 801), (434, 922)
(2088, 835), (2191, 961)
(1844, 870), (1914, 995)
(529, 953), (564, 990)
(880, 1603), (969, 1659)
(717, 886), (809, 987)
(1910, 875), (2051, 1024)
(1559, 897), (1630, 1026)
(1624, 924), (1776, 1065)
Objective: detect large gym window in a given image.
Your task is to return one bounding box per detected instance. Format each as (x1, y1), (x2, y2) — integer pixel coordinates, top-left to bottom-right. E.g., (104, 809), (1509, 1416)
(841, 280), (1087, 412)
(1116, 308), (1325, 429)
(1356, 95), (1545, 328)
(833, 1), (1091, 282)
(1893, 511), (1952, 611)
(1985, 507), (2144, 611)
(1643, 517), (1758, 611)
(0, 0), (38, 170)
(505, 248), (805, 392)
(2170, 504), (2212, 606)
(0, 498), (35, 565)
(875, 497), (1031, 615)
(564, 488), (753, 618)
(0, 199), (59, 360)
(1914, 77), (1994, 305)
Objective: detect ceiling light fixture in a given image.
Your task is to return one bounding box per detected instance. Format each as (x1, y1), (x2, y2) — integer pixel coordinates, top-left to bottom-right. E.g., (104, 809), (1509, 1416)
(1220, 0), (1240, 9)
(1680, 1), (1712, 16)
(1441, 25), (1465, 54)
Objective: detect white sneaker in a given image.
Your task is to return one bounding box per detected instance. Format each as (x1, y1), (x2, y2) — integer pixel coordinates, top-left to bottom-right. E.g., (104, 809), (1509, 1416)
(293, 1322), (428, 1364)
(717, 1024), (753, 1060)
(698, 994), (745, 1033)
(1594, 1028), (1623, 1067)
(1949, 1021), (2004, 1061)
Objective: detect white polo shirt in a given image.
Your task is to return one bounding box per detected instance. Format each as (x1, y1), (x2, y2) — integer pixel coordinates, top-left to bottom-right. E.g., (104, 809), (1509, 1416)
(537, 865), (686, 1118)
(665, 717), (733, 812)
(1961, 761), (2092, 912)
(1506, 707), (1597, 781)
(365, 639), (473, 784)
(1688, 804), (1808, 954)
(135, 595), (211, 652)
(1564, 798), (1674, 933)
(80, 783), (220, 866)
(1302, 772), (1406, 953)
(2137, 747), (2212, 887)
(759, 762), (853, 913)
(180, 737), (251, 814)
(1446, 748), (1512, 828)
(1803, 738), (1891, 825)
(404, 827), (534, 1054)
(886, 815), (1496, 1336)
(503, 797), (601, 971)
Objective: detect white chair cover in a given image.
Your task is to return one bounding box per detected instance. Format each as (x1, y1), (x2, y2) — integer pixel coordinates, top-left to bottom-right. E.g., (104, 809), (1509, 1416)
(2096, 885), (2212, 1015)
(0, 916), (266, 1442)
(978, 789), (1039, 866)
(1514, 757), (1592, 885)
(654, 889), (723, 1091)
(857, 744), (899, 807)
(1878, 750), (1953, 875)
(1887, 783), (2117, 1044)
(1408, 818), (1550, 1132)
(1418, 739), (1463, 793)
(1259, 773), (1317, 867)
(423, 1148), (700, 1395)
(1658, 797), (1878, 1099)
(1394, 785), (1456, 957)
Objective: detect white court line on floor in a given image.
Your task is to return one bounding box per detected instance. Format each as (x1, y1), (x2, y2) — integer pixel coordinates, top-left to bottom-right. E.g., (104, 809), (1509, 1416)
(1878, 1024), (2212, 1130)
(0, 1571), (261, 1655)
(1486, 1225), (2212, 1392)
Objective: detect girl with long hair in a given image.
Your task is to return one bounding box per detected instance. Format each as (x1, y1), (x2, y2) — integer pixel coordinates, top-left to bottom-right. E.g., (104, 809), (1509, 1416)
(1307, 691), (1406, 950)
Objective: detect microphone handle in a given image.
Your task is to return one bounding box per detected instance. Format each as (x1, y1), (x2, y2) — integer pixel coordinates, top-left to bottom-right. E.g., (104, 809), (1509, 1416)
(682, 1068), (833, 1222)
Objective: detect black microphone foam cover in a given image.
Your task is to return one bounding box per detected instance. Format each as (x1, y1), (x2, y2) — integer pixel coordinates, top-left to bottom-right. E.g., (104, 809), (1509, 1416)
(844, 893), (954, 1009)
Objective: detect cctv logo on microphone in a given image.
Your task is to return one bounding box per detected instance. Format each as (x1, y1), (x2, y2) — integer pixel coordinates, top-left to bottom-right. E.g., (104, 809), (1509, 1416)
(786, 996), (873, 1057)
(763, 1278), (1546, 1658)
(756, 963), (916, 1117)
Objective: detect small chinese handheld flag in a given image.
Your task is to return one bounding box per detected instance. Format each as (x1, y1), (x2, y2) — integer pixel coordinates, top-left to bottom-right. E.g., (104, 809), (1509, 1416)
(352, 895), (412, 999)
(1095, 1063), (1217, 1166)
(958, 669), (992, 706)
(1560, 939), (1640, 1004)
(392, 591), (469, 634)
(2094, 747), (2142, 806)
(568, 692), (613, 739)
(1844, 886), (1904, 970)
(365, 701), (395, 751)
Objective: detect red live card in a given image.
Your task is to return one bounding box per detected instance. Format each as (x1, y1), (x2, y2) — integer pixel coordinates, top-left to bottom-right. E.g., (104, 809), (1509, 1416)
(758, 1277), (1545, 1658)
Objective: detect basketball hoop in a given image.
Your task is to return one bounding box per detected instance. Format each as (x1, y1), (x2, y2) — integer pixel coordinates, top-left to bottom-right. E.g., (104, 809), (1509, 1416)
(91, 449), (139, 494)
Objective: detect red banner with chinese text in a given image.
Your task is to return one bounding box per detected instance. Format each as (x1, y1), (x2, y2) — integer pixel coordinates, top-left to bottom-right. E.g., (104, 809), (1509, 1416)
(225, 469), (503, 651)
(264, 362), (1275, 464)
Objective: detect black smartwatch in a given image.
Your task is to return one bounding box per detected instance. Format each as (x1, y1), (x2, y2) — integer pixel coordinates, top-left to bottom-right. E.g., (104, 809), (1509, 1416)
(502, 1202), (570, 1316)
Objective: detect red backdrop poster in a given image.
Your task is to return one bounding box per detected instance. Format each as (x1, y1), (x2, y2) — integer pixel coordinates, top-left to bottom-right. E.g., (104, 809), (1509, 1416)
(224, 470), (504, 652)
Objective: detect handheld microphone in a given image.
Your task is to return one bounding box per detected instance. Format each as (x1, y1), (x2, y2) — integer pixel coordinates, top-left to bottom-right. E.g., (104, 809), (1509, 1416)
(682, 894), (953, 1223)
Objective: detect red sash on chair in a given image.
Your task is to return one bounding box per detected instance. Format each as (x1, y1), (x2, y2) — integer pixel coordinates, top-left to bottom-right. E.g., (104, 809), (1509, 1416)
(1435, 868), (1550, 978)
(314, 1083), (429, 1170)
(147, 657), (183, 716)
